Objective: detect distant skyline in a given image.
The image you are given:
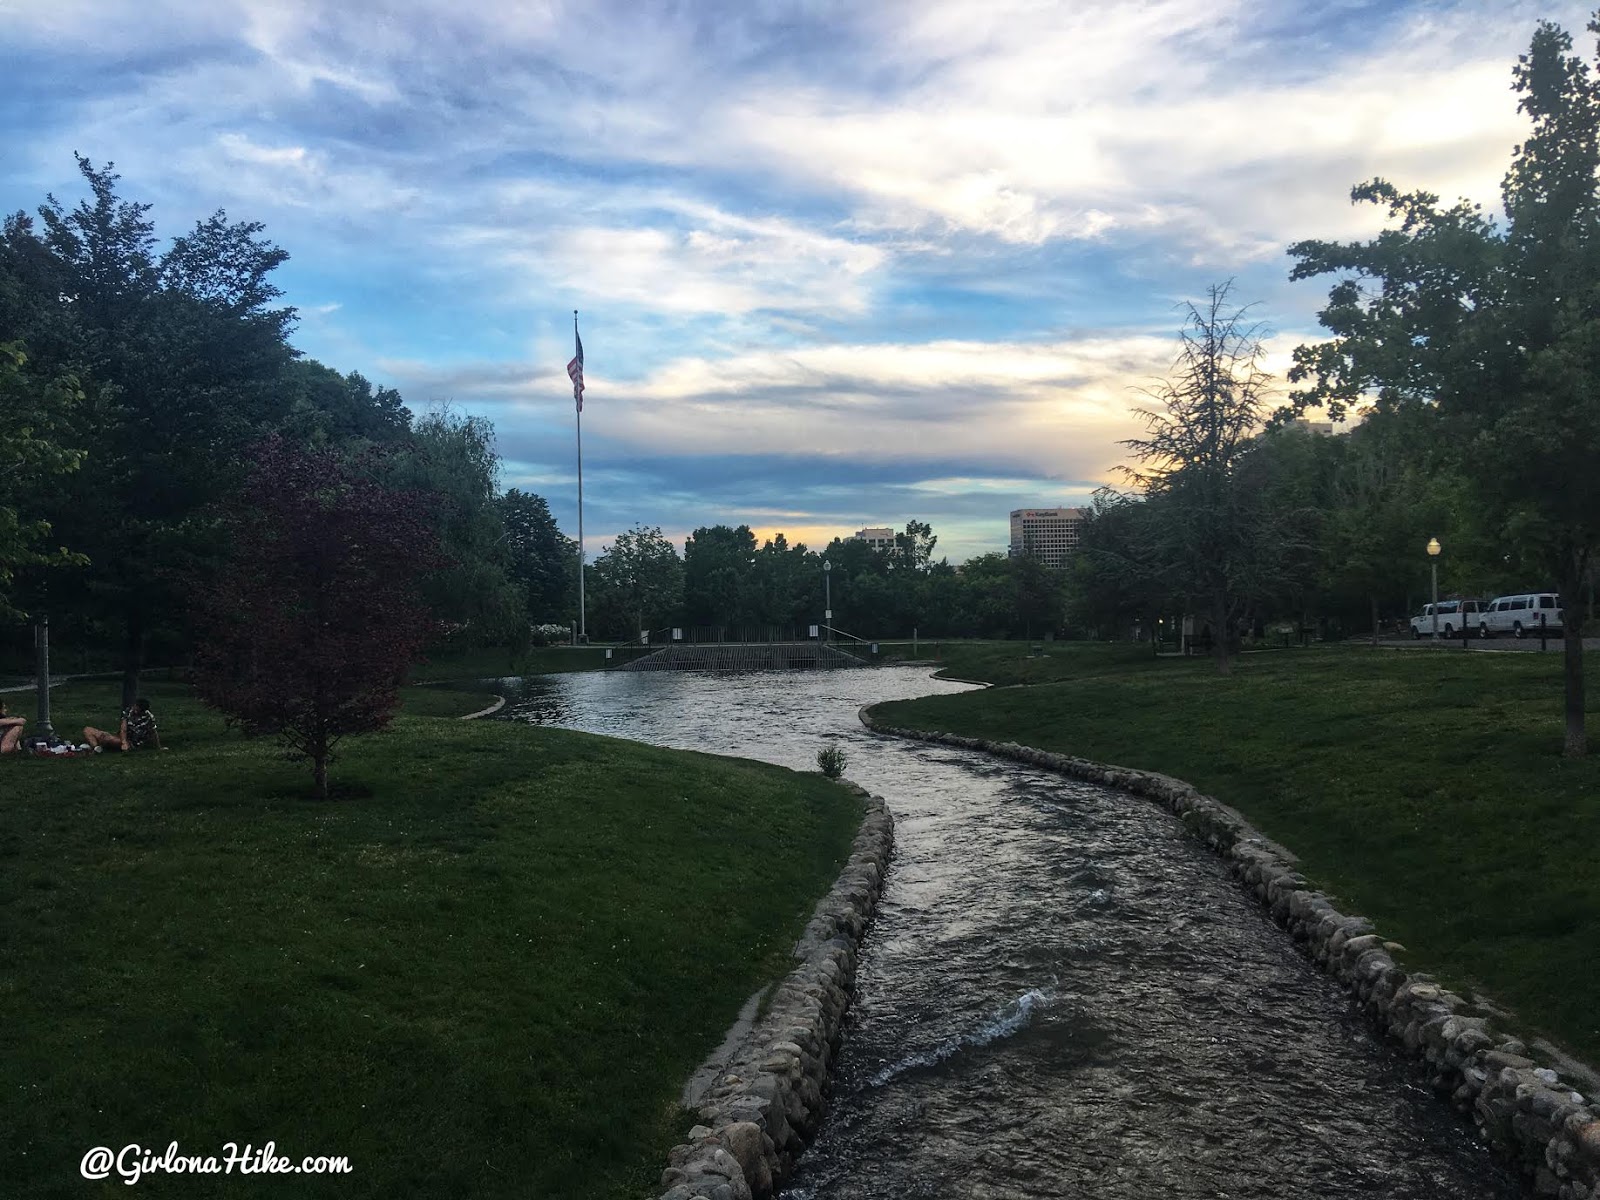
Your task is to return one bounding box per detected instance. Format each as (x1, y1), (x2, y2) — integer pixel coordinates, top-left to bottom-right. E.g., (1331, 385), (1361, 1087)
(7, 0), (1593, 561)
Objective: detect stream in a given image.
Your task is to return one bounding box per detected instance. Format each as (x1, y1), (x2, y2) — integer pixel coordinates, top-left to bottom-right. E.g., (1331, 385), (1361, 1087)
(491, 666), (1525, 1199)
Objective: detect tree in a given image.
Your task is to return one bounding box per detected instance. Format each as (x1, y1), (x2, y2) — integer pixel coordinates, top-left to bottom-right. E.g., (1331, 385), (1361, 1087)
(1, 156), (299, 703)
(1121, 282), (1286, 674)
(748, 533), (820, 629)
(948, 553), (1018, 638)
(1288, 16), (1600, 754)
(497, 489), (577, 623)
(682, 524), (759, 627)
(281, 359), (411, 447)
(1242, 423), (1338, 636)
(190, 438), (438, 798)
(890, 520), (938, 572)
(1066, 489), (1165, 640)
(1309, 410), (1450, 642)
(0, 342), (87, 620)
(383, 408), (525, 647)
(586, 525), (683, 640)
(916, 559), (960, 636)
(1009, 553), (1062, 638)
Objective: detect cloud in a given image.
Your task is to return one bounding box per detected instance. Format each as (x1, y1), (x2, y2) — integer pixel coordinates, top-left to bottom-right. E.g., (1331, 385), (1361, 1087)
(6, 0), (1591, 561)
(703, 2), (1568, 256)
(400, 313), (1328, 566)
(383, 326), (1319, 488)
(17, 0), (1580, 293)
(447, 191), (886, 317)
(200, 134), (416, 218)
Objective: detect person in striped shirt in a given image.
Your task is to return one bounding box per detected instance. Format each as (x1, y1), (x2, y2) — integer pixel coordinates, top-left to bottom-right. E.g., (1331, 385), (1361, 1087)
(84, 698), (164, 753)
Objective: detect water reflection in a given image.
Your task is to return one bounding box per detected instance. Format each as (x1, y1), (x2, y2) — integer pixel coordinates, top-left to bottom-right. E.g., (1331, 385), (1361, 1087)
(493, 667), (1525, 1199)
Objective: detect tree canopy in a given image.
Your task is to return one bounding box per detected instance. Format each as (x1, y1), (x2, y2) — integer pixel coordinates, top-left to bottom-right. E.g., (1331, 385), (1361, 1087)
(499, 489), (577, 624)
(1288, 16), (1600, 753)
(0, 342), (86, 620)
(0, 157), (573, 699)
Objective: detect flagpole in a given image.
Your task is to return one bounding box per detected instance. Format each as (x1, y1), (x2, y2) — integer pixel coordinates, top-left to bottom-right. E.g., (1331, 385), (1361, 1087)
(574, 310), (586, 643)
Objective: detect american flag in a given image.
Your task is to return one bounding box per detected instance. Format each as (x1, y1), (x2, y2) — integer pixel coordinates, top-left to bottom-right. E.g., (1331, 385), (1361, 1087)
(567, 325), (585, 412)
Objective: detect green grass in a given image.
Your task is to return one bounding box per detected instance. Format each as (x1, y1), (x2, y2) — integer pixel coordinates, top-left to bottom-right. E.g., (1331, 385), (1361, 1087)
(0, 681), (862, 1199)
(878, 644), (1600, 1064)
(929, 639), (1163, 685)
(398, 683), (501, 717)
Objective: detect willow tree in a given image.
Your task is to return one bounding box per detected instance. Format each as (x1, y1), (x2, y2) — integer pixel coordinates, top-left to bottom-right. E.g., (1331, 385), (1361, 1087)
(1288, 16), (1600, 756)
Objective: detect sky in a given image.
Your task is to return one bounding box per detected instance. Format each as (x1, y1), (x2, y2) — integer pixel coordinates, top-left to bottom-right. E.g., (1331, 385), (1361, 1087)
(6, 0), (1596, 562)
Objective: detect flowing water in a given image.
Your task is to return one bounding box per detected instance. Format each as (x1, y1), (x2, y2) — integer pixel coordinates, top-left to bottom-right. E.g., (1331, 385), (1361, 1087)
(492, 666), (1526, 1199)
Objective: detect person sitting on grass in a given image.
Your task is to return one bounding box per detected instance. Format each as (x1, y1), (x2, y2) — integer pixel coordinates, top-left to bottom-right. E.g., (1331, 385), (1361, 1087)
(0, 701), (25, 754)
(84, 698), (165, 753)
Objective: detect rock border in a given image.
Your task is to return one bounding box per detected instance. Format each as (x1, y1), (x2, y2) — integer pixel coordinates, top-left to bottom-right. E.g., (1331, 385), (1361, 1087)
(859, 710), (1600, 1200)
(457, 695), (506, 720)
(653, 781), (893, 1200)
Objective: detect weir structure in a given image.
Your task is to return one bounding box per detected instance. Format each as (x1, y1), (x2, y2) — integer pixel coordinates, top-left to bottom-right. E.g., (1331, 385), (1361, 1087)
(616, 643), (870, 671)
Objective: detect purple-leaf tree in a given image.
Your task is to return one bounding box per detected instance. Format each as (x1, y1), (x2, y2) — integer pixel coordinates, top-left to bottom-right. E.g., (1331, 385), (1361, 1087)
(190, 436), (439, 797)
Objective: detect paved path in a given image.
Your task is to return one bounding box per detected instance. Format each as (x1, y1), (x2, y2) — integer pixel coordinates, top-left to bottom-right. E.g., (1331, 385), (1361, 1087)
(1371, 635), (1600, 653)
(0, 677), (70, 694)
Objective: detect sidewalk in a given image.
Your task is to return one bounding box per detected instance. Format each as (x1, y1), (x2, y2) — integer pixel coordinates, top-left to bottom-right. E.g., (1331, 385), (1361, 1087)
(0, 672), (112, 694)
(1372, 635), (1599, 653)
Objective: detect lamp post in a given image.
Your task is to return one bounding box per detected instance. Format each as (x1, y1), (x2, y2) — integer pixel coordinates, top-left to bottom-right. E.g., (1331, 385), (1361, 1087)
(822, 559), (832, 644)
(34, 611), (54, 741)
(1427, 537), (1442, 639)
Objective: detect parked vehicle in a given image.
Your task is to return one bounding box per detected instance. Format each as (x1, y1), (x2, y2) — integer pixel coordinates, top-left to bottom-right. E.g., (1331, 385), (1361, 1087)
(1409, 599), (1485, 638)
(1480, 593), (1563, 638)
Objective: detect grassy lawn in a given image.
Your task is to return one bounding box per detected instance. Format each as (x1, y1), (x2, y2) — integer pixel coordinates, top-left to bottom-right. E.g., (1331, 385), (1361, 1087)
(878, 643), (1600, 1064)
(1, 680), (862, 1199)
(398, 682), (502, 717)
(929, 639), (1161, 684)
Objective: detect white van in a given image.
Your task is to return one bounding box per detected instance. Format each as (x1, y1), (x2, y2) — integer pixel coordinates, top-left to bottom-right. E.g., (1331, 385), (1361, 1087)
(1409, 599), (1485, 638)
(1480, 593), (1563, 638)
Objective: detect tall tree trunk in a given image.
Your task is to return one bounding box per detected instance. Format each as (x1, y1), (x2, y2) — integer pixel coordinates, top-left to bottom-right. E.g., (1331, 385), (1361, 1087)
(1212, 592), (1231, 676)
(1563, 560), (1587, 758)
(1369, 593), (1381, 647)
(120, 608), (145, 709)
(1563, 624), (1585, 757)
(311, 725), (330, 798)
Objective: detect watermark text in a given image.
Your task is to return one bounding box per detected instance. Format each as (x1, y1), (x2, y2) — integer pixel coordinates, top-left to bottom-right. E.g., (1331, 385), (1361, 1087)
(80, 1142), (351, 1185)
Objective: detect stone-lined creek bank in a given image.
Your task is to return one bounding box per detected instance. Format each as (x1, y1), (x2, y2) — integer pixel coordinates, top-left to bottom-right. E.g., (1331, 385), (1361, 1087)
(493, 667), (1528, 1198)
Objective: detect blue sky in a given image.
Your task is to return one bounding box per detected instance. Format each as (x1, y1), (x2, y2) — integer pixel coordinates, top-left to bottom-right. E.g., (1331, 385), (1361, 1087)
(7, 0), (1594, 561)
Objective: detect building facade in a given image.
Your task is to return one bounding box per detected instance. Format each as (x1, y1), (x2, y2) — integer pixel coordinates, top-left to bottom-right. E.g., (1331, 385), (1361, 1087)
(1294, 419), (1335, 436)
(1009, 507), (1084, 569)
(854, 526), (896, 552)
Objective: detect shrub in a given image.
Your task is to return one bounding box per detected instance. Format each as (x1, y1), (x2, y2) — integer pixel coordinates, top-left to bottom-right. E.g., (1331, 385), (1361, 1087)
(816, 744), (847, 778)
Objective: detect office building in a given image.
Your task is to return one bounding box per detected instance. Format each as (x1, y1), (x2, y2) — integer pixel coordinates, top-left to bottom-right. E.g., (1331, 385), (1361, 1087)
(1295, 419), (1336, 436)
(1009, 507), (1084, 569)
(854, 527), (896, 552)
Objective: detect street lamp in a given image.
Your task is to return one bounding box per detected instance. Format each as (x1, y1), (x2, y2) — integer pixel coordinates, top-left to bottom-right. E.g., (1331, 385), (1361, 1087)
(34, 611), (54, 741)
(1427, 537), (1442, 639)
(822, 559), (832, 644)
